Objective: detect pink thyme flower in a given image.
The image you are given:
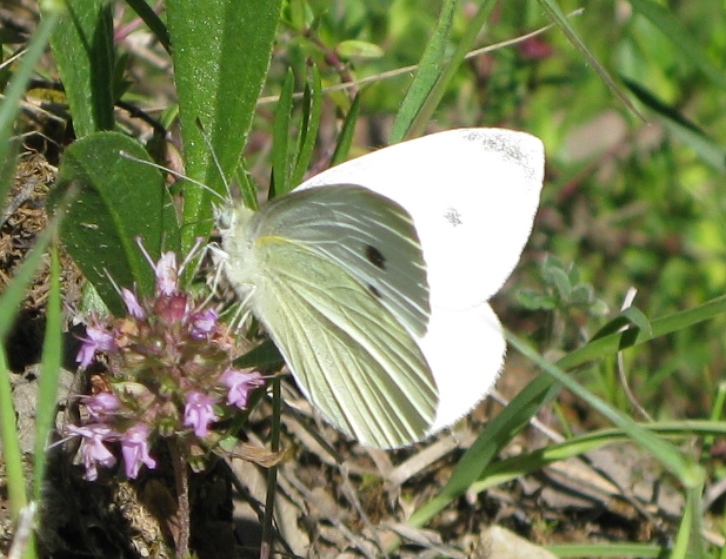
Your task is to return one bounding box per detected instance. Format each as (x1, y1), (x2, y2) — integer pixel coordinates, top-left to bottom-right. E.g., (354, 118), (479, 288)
(68, 424), (117, 481)
(121, 287), (146, 319)
(189, 309), (218, 339)
(76, 325), (115, 369)
(220, 369), (264, 409)
(84, 392), (121, 420)
(155, 292), (189, 324)
(183, 391), (219, 438)
(120, 423), (157, 479)
(155, 252), (178, 295)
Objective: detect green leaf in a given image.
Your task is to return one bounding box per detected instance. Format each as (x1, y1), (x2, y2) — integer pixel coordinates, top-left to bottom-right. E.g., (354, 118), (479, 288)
(290, 67), (323, 187)
(330, 94), (362, 167)
(125, 0), (170, 52)
(516, 290), (556, 311)
(392, 0), (500, 142)
(623, 78), (726, 173)
(471, 420), (726, 495)
(591, 305), (652, 343)
(51, 132), (180, 315)
(33, 244), (62, 502)
(167, 0), (281, 250)
(0, 349), (25, 520)
(549, 267), (572, 301)
(0, 12), (60, 176)
(49, 0), (115, 136)
(629, 0), (726, 92)
(270, 69), (295, 198)
(336, 40), (384, 60)
(537, 0), (642, 119)
(389, 0), (457, 143)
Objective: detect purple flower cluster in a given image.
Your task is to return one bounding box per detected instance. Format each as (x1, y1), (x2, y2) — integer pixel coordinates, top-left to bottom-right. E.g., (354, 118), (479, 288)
(71, 242), (264, 481)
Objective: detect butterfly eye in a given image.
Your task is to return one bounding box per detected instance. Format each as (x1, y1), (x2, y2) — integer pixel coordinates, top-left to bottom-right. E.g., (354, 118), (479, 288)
(365, 245), (386, 269)
(215, 206), (233, 230)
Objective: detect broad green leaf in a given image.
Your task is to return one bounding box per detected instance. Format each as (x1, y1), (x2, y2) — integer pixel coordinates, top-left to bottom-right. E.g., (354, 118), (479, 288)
(167, 0), (281, 250)
(51, 132), (179, 315)
(49, 0), (115, 136)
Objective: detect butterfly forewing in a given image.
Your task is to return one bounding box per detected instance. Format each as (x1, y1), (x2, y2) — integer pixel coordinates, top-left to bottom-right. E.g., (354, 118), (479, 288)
(231, 185), (436, 448)
(250, 185), (430, 337)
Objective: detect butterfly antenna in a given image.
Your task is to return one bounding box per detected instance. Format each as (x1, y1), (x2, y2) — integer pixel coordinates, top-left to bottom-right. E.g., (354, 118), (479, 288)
(194, 117), (233, 201)
(118, 150), (227, 204)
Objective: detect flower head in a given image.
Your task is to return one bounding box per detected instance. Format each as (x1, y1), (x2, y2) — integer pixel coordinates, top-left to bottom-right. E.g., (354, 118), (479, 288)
(72, 240), (257, 482)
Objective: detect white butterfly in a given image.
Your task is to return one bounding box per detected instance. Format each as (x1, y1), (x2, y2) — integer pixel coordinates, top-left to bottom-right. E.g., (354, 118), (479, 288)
(219, 128), (544, 449)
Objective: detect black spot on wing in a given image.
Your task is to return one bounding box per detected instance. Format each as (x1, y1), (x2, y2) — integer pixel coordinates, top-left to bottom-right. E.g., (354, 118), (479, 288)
(365, 245), (386, 269)
(368, 284), (382, 298)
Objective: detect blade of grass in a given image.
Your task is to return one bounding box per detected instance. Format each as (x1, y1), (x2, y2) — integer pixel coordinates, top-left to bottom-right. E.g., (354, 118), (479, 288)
(0, 10), (61, 170)
(470, 420), (726, 494)
(290, 66), (323, 187)
(513, 331), (702, 485)
(0, 348), (26, 520)
(330, 94), (362, 167)
(536, 0), (643, 119)
(270, 69), (295, 198)
(0, 210), (67, 342)
(623, 77), (726, 173)
(124, 0), (170, 52)
(629, 0), (726, 92)
(33, 242), (62, 502)
(545, 543), (667, 557)
(403, 0), (499, 140)
(389, 0), (457, 143)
